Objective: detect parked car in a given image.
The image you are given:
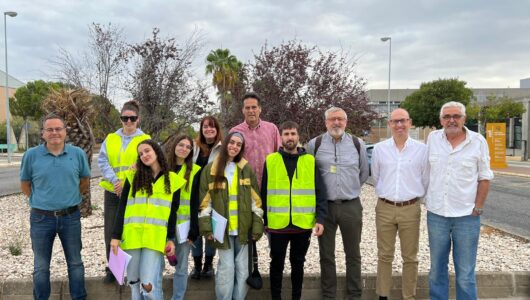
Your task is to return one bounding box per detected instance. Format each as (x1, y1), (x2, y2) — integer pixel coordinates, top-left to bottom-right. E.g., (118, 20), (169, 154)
(365, 144), (374, 176)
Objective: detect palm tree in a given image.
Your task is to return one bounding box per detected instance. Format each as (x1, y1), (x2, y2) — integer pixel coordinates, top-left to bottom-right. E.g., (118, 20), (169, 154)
(42, 88), (96, 217)
(205, 49), (243, 116)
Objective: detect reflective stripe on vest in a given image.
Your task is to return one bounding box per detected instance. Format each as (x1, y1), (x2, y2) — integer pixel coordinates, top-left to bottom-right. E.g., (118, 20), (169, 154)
(266, 152), (316, 230)
(99, 133), (150, 192)
(228, 168), (239, 235)
(120, 171), (185, 253)
(176, 164), (201, 225)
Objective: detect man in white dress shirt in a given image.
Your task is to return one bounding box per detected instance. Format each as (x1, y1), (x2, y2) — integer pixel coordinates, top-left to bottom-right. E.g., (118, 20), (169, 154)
(371, 108), (429, 300)
(426, 101), (493, 300)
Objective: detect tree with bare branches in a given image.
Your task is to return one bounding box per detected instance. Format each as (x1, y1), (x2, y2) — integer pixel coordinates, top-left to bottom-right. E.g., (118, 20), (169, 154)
(121, 28), (213, 141)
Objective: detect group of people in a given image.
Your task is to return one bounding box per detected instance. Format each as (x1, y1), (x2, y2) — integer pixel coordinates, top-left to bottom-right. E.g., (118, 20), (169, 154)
(20, 89), (492, 300)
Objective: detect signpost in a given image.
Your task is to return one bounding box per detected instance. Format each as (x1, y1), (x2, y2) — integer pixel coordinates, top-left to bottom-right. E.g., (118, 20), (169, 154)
(486, 123), (508, 168)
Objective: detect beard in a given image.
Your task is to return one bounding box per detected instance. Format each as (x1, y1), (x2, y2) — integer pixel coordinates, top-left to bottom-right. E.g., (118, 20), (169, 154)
(328, 127), (345, 137)
(282, 141), (297, 151)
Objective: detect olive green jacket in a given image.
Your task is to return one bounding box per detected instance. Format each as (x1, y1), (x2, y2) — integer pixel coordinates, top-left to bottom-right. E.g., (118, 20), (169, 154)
(198, 157), (264, 249)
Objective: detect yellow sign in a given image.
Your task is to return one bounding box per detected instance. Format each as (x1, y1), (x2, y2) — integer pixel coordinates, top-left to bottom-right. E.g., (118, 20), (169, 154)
(486, 123), (507, 169)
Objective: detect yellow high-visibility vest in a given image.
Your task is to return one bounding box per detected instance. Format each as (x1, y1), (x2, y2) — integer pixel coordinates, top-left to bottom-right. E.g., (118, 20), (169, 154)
(99, 133), (150, 192)
(120, 171), (185, 253)
(176, 164), (201, 225)
(265, 153), (316, 229)
(228, 167), (239, 235)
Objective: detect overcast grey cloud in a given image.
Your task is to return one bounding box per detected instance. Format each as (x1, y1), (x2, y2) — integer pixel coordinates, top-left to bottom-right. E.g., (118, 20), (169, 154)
(3, 0), (530, 101)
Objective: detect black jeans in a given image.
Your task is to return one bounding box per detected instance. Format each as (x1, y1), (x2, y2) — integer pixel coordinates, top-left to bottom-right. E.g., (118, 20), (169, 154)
(104, 190), (120, 263)
(269, 231), (311, 300)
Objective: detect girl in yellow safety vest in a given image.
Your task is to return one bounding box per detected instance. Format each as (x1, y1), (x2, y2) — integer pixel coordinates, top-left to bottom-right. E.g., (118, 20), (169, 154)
(165, 134), (201, 300)
(110, 139), (185, 300)
(97, 100), (150, 283)
(198, 132), (264, 300)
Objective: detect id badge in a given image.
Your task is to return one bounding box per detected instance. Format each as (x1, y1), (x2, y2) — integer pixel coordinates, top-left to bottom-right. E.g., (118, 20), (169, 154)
(330, 165), (337, 173)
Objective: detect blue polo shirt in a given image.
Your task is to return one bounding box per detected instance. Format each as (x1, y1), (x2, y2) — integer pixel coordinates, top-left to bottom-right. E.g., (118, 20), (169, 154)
(20, 143), (91, 210)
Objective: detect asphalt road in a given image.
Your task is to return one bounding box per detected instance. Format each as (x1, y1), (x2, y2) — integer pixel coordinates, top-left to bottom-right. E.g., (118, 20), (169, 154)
(482, 174), (530, 239)
(0, 156), (101, 196)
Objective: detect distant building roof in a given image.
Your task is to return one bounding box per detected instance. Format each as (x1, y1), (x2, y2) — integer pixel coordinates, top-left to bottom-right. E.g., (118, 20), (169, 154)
(0, 70), (24, 89)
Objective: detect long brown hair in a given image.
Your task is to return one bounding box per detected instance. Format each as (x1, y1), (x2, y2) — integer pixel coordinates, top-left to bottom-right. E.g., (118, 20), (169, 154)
(196, 116), (223, 157)
(165, 134), (194, 192)
(132, 140), (171, 197)
(214, 132), (245, 185)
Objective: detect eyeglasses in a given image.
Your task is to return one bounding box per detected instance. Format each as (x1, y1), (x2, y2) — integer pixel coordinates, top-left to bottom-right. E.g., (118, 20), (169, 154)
(326, 117), (347, 122)
(389, 118), (410, 125)
(120, 116), (138, 122)
(177, 143), (193, 150)
(441, 114), (463, 121)
(43, 127), (65, 133)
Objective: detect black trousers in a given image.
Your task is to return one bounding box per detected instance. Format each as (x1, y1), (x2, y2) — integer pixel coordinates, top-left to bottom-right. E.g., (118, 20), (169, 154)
(103, 190), (120, 263)
(269, 231), (312, 300)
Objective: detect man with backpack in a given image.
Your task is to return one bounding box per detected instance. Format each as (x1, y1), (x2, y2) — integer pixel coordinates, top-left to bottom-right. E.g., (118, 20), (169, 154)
(307, 107), (369, 300)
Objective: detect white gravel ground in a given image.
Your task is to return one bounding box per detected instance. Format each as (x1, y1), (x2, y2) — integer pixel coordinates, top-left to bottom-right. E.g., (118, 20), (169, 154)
(1, 178), (528, 281)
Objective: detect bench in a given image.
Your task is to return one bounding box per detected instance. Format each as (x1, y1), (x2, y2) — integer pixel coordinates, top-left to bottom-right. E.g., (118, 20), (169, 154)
(0, 144), (17, 153)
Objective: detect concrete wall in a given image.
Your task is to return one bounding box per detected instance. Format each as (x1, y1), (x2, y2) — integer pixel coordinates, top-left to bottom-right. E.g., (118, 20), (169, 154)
(1, 272), (528, 299)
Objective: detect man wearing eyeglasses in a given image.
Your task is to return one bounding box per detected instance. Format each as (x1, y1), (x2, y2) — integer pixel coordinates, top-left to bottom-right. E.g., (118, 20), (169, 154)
(20, 113), (91, 300)
(371, 108), (428, 300)
(426, 101), (493, 300)
(306, 107), (369, 300)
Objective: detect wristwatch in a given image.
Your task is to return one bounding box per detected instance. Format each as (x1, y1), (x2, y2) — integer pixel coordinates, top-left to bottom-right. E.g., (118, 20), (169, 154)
(473, 207), (483, 215)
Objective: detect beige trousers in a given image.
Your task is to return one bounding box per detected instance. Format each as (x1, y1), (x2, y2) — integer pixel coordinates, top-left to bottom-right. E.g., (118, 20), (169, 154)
(375, 199), (421, 299)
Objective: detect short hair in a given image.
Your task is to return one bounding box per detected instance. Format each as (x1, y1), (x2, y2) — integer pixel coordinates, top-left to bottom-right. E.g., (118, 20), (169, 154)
(242, 92), (261, 106)
(122, 100), (140, 115)
(279, 121), (299, 134)
(42, 113), (65, 128)
(439, 101), (466, 117)
(324, 107), (347, 120)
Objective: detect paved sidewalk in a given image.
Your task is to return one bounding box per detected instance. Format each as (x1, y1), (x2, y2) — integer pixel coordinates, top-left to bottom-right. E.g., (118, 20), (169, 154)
(493, 157), (530, 178)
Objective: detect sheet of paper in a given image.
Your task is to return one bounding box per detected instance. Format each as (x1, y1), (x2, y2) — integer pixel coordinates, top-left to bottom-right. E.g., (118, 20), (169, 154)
(212, 209), (227, 243)
(108, 246), (132, 285)
(177, 220), (191, 244)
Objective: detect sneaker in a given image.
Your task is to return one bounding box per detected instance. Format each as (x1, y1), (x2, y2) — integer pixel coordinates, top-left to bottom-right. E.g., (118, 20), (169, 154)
(103, 268), (116, 284)
(190, 267), (201, 280)
(201, 264), (214, 278)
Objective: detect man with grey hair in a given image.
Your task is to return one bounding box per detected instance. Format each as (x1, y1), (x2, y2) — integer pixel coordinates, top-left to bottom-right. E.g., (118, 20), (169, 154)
(426, 101), (493, 300)
(307, 107), (369, 300)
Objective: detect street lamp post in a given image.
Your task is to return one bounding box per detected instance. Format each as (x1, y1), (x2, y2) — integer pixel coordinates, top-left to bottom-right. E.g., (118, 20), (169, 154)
(4, 11), (17, 163)
(381, 36), (391, 138)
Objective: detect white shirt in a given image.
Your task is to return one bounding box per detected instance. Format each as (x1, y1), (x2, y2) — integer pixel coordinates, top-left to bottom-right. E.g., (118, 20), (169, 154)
(372, 137), (429, 202)
(425, 127), (494, 217)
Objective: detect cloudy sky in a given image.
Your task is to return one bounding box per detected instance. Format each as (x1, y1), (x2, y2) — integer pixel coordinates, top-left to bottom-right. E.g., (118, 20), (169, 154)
(3, 0), (530, 100)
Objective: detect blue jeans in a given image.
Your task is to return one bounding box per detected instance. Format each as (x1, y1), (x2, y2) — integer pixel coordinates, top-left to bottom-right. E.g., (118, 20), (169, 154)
(125, 248), (164, 300)
(30, 210), (86, 300)
(216, 236), (249, 300)
(192, 236), (216, 257)
(172, 242), (191, 300)
(427, 211), (480, 300)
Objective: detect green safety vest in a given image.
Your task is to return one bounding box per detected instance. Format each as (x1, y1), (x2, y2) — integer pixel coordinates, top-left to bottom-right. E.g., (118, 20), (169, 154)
(176, 164), (201, 225)
(99, 133), (150, 192)
(120, 171), (185, 253)
(228, 167), (239, 234)
(265, 153), (316, 229)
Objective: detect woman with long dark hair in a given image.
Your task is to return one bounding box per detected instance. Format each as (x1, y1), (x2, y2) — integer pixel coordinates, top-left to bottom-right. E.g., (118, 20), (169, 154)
(110, 139), (185, 300)
(198, 132), (264, 300)
(98, 100), (150, 283)
(165, 135), (201, 300)
(190, 116), (223, 279)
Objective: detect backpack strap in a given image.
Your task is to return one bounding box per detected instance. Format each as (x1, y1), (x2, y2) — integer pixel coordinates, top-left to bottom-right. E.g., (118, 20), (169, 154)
(314, 133), (361, 165)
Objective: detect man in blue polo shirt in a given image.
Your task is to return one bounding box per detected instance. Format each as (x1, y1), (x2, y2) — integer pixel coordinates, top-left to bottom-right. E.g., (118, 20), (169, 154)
(20, 113), (91, 300)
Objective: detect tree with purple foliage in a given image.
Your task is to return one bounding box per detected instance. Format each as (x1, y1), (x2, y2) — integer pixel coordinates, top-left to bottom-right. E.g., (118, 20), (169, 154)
(226, 40), (377, 142)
